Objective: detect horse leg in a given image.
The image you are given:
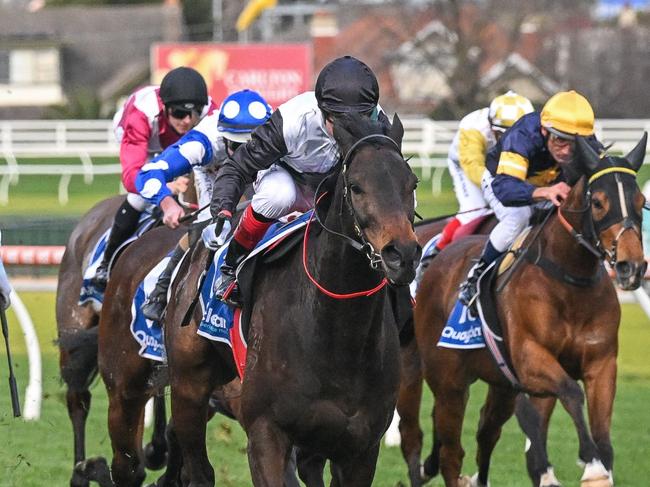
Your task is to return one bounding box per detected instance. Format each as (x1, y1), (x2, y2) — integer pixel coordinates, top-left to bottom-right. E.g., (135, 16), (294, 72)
(516, 395), (561, 487)
(396, 337), (426, 486)
(473, 385), (517, 487)
(583, 356), (617, 482)
(144, 392), (168, 471)
(433, 384), (470, 487)
(296, 449), (326, 487)
(169, 358), (217, 486)
(150, 419), (183, 487)
(108, 391), (148, 486)
(246, 418), (292, 486)
(517, 347), (609, 487)
(329, 444), (380, 487)
(67, 388), (92, 487)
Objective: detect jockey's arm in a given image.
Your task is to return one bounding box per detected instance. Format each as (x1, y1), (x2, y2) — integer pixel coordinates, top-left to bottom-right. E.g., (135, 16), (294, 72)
(119, 110), (152, 193)
(210, 110), (289, 217)
(458, 128), (488, 187)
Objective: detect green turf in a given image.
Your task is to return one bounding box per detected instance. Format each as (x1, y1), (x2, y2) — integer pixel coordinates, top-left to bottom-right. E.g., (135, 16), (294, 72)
(0, 294), (649, 486)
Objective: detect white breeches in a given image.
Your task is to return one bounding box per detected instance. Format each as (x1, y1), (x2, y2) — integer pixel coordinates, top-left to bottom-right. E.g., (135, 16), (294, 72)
(448, 159), (491, 225)
(126, 192), (149, 212)
(251, 165), (315, 219)
(481, 171), (533, 252)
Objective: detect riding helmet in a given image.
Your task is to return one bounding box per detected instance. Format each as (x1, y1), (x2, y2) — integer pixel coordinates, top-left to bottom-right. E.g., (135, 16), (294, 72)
(159, 66), (209, 110)
(315, 56), (379, 114)
(488, 90), (534, 132)
(218, 89), (273, 143)
(541, 90), (594, 138)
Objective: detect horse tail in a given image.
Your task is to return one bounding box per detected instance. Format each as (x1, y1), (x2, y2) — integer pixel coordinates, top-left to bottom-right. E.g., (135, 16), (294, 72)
(57, 327), (99, 391)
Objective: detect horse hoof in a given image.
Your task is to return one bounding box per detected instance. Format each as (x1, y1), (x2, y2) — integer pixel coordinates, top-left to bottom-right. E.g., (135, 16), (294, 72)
(470, 472), (490, 487)
(458, 475), (473, 487)
(540, 466), (562, 487)
(144, 442), (168, 470)
(70, 469), (90, 487)
(419, 463), (432, 483)
(581, 460), (612, 487)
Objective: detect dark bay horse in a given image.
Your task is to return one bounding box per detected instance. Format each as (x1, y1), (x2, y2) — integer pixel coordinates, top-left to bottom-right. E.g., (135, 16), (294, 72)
(165, 113), (421, 485)
(397, 134), (647, 487)
(56, 195), (127, 487)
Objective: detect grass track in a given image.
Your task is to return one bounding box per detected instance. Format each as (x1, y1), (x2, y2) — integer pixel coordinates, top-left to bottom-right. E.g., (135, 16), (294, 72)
(0, 294), (648, 486)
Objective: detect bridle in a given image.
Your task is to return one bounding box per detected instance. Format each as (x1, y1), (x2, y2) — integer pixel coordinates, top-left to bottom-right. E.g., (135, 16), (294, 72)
(312, 133), (408, 270)
(557, 165), (640, 267)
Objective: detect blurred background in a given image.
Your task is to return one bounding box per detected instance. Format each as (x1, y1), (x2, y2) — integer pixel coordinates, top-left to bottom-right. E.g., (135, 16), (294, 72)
(0, 1), (650, 485)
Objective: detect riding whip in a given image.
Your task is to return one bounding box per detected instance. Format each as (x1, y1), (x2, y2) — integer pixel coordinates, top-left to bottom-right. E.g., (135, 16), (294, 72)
(0, 306), (21, 417)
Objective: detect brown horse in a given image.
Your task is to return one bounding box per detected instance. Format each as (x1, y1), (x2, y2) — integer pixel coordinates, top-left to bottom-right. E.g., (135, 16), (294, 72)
(164, 113), (421, 486)
(56, 195), (127, 487)
(57, 196), (175, 487)
(396, 134), (647, 487)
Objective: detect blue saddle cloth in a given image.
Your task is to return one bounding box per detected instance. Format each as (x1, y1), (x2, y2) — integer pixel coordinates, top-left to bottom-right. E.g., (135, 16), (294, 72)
(437, 299), (485, 349)
(409, 233), (441, 298)
(197, 210), (312, 344)
(78, 211), (157, 308)
(129, 254), (171, 362)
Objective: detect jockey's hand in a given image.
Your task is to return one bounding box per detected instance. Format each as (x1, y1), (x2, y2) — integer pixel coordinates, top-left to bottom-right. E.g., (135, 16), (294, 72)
(533, 182), (571, 206)
(166, 176), (191, 196)
(202, 210), (232, 250)
(160, 196), (185, 229)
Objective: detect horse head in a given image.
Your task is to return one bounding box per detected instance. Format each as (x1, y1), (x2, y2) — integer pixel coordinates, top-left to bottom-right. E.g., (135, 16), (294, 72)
(566, 133), (647, 289)
(329, 112), (422, 285)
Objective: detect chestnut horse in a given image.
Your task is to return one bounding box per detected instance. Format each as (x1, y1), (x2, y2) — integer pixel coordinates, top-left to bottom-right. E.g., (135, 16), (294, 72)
(397, 134), (647, 487)
(164, 113), (421, 486)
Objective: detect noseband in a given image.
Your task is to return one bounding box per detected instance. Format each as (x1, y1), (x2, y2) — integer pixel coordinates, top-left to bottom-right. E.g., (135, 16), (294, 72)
(558, 166), (640, 266)
(313, 133), (407, 269)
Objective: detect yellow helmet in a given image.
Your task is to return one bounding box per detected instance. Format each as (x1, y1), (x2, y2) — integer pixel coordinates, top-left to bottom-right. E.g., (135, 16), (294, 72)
(540, 90), (594, 138)
(488, 90), (534, 131)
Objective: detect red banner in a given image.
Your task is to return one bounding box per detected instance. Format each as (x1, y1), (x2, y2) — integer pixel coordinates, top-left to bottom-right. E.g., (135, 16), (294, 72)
(151, 43), (312, 109)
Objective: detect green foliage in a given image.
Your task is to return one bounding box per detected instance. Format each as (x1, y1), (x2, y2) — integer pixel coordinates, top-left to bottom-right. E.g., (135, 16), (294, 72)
(44, 89), (104, 120)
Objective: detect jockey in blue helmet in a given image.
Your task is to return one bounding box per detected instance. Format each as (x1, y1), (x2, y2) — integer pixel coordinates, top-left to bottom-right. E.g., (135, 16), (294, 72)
(137, 89), (272, 322)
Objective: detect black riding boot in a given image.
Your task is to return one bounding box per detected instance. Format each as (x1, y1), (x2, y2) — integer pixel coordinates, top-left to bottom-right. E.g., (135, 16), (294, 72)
(90, 200), (142, 291)
(141, 245), (187, 323)
(457, 258), (489, 313)
(213, 239), (249, 306)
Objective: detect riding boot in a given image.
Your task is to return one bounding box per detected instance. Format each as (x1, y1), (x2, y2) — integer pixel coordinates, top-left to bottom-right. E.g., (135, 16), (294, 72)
(90, 200), (142, 291)
(457, 258), (489, 310)
(213, 239), (250, 306)
(141, 245), (187, 323)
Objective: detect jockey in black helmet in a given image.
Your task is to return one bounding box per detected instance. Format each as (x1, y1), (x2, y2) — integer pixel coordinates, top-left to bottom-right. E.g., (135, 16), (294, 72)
(206, 56), (389, 306)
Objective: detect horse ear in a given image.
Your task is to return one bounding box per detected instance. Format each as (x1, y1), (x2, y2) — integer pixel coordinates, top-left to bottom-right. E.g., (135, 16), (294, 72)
(574, 136), (601, 175)
(563, 175), (587, 209)
(625, 132), (647, 172)
(332, 113), (355, 154)
(389, 113), (404, 148)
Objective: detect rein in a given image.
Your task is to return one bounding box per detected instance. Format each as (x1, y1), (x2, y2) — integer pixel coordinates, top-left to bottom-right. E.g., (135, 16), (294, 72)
(303, 133), (405, 299)
(558, 166), (640, 267)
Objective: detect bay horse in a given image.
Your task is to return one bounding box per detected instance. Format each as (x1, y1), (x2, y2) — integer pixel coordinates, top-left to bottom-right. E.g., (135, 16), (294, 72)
(397, 134), (647, 487)
(164, 112), (421, 486)
(57, 195), (175, 487)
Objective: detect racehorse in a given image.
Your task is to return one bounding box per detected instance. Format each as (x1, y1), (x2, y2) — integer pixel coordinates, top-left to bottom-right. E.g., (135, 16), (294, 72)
(164, 112), (421, 486)
(396, 134), (647, 487)
(57, 196), (172, 487)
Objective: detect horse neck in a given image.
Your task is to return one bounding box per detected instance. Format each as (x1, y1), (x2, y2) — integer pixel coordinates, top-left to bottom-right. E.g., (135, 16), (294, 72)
(540, 210), (600, 278)
(307, 196), (388, 334)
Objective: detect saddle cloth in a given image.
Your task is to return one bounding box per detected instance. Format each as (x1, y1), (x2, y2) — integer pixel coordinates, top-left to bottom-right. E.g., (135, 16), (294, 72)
(78, 211), (157, 309)
(197, 210), (312, 378)
(129, 253), (172, 362)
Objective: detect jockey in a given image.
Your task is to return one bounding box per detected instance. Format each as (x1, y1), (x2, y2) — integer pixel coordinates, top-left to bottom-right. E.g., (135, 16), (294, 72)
(457, 90), (602, 312)
(206, 55), (390, 306)
(0, 231), (11, 311)
(89, 66), (218, 292)
(135, 89), (273, 322)
(428, 91), (534, 260)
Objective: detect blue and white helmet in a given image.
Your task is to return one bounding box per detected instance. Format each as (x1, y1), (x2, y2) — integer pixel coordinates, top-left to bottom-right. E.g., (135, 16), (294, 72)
(217, 89), (272, 143)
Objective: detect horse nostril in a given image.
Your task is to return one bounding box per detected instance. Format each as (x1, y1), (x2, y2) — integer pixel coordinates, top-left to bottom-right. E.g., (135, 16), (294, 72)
(381, 244), (402, 268)
(615, 261), (633, 279)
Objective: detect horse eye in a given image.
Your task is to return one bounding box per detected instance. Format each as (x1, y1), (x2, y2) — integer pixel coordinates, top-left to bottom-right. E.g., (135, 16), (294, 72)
(592, 198), (604, 210)
(349, 184), (363, 195)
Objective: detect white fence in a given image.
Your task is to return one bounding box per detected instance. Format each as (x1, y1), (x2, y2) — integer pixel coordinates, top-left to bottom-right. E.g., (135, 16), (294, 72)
(1, 118), (650, 203)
